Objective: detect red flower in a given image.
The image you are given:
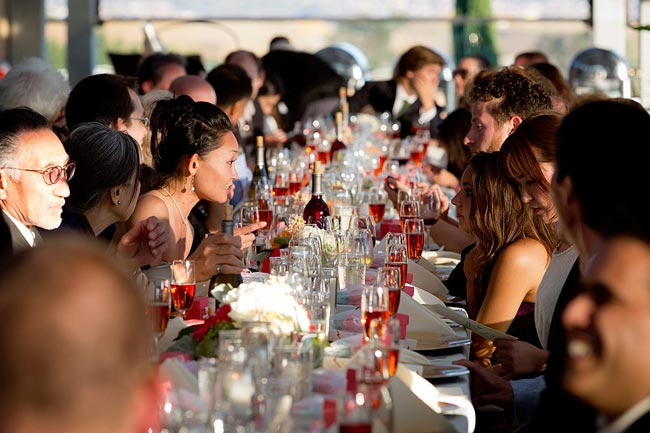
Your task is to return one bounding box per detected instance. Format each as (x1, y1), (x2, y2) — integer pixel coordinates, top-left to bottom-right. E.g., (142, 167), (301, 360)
(191, 304), (233, 341)
(214, 304), (232, 322)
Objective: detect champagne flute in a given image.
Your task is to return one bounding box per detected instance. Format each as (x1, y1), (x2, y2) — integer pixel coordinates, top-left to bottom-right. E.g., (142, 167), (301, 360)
(170, 260), (196, 319)
(361, 284), (390, 341)
(376, 266), (401, 316)
(146, 278), (171, 361)
(403, 217), (425, 260)
(420, 191), (441, 250)
(385, 243), (407, 290)
(399, 199), (420, 232)
(368, 317), (401, 378)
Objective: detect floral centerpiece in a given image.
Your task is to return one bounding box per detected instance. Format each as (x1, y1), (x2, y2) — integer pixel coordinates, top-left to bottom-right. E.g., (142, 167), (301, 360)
(166, 276), (311, 360)
(255, 215), (306, 262)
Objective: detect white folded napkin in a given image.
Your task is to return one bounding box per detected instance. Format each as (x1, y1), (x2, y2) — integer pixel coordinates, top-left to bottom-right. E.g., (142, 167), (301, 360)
(398, 294), (455, 336)
(408, 259), (449, 297)
(159, 316), (188, 353)
(391, 365), (457, 433)
(410, 286), (446, 306)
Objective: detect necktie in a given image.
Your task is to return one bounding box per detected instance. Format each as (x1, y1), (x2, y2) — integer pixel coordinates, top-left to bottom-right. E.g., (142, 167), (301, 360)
(396, 99), (411, 118)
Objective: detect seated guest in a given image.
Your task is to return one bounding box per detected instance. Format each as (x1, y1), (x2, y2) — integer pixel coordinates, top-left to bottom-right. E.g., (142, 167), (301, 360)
(65, 73), (149, 148)
(453, 54), (491, 109)
(127, 96), (262, 281)
(349, 45), (446, 139)
(207, 63), (254, 209)
(455, 152), (556, 365)
(0, 107), (73, 256)
(0, 57), (70, 142)
(561, 236), (650, 432)
(0, 235), (160, 433)
(137, 52), (187, 94)
(52, 122), (166, 270)
(169, 74), (217, 105)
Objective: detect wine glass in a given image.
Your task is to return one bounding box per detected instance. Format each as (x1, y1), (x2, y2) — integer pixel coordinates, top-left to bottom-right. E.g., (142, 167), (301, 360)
(365, 187), (387, 223)
(385, 243), (407, 290)
(368, 317), (401, 378)
(361, 284), (390, 341)
(170, 260), (196, 319)
(399, 199), (420, 232)
(403, 217), (425, 260)
(420, 192), (441, 249)
(376, 266), (401, 316)
(240, 201), (260, 233)
(146, 277), (171, 361)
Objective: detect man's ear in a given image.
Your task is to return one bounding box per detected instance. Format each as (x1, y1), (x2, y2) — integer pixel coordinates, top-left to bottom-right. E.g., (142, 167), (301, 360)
(508, 115), (523, 135)
(140, 80), (154, 94)
(114, 117), (127, 132)
(0, 171), (8, 200)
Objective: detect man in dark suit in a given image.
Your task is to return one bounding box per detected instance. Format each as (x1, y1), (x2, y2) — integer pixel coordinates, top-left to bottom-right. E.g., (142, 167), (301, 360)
(349, 45), (446, 139)
(0, 107), (72, 256)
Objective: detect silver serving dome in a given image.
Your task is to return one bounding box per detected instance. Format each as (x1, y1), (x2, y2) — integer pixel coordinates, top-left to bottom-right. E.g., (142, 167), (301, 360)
(568, 47), (631, 98)
(314, 42), (370, 91)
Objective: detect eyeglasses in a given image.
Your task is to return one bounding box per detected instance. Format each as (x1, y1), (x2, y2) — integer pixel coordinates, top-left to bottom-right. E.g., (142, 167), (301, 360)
(2, 162), (76, 185)
(452, 69), (469, 79)
(128, 116), (150, 128)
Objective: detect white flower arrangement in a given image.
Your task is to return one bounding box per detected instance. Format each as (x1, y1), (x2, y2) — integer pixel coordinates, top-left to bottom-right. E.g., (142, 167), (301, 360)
(213, 276), (311, 335)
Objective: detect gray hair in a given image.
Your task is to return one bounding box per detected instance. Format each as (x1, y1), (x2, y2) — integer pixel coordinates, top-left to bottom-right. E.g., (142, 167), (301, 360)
(0, 57), (70, 122)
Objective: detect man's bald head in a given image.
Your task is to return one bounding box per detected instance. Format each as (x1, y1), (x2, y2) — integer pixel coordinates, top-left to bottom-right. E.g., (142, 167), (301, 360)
(169, 75), (217, 105)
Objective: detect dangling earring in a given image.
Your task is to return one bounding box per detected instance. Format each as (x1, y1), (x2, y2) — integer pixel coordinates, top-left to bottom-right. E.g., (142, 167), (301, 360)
(191, 175), (195, 192)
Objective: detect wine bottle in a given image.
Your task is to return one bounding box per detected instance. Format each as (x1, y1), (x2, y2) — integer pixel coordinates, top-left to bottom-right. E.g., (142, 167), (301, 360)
(330, 111), (347, 161)
(249, 135), (268, 202)
(302, 161), (331, 229)
(209, 204), (243, 293)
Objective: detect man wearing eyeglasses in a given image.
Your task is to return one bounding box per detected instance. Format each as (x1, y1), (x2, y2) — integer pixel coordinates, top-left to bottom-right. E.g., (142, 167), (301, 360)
(0, 107), (73, 256)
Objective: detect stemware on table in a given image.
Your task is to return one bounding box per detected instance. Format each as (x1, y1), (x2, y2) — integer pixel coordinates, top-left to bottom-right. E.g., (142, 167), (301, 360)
(170, 259), (196, 319)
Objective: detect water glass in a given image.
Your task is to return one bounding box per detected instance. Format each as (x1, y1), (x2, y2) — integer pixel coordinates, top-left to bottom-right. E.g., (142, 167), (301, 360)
(338, 251), (366, 289)
(367, 317), (401, 379)
(145, 277), (171, 361)
(198, 357), (220, 414)
(272, 343), (314, 401)
(385, 243), (407, 290)
(269, 256), (289, 276)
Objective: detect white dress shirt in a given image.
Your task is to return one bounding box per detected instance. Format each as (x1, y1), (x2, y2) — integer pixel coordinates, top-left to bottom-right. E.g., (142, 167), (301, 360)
(392, 84), (437, 124)
(2, 209), (35, 247)
(597, 396), (650, 433)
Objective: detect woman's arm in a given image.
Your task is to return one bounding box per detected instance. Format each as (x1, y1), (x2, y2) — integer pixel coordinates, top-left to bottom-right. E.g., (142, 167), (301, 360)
(471, 239), (550, 364)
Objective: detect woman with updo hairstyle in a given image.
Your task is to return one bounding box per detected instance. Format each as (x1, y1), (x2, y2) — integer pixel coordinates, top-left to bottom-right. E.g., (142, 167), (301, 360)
(53, 122), (167, 270)
(128, 95), (259, 281)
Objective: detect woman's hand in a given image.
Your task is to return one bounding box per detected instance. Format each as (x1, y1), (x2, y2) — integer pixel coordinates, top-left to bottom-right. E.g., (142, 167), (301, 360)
(116, 216), (168, 269)
(189, 232), (245, 281)
(234, 221), (267, 250)
(492, 338), (549, 377)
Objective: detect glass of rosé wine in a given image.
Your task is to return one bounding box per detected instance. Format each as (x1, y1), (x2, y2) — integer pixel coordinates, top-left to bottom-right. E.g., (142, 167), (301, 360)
(361, 284), (390, 342)
(146, 278), (171, 361)
(170, 260), (196, 319)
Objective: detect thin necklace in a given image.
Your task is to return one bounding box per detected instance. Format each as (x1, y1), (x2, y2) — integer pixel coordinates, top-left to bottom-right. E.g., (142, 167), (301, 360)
(160, 186), (187, 226)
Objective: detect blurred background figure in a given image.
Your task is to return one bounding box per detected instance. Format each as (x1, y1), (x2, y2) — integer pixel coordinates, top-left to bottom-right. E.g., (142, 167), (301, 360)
(453, 54), (491, 109)
(0, 235), (160, 433)
(137, 52), (187, 95)
(269, 35), (294, 51)
(257, 70), (288, 148)
(169, 74), (217, 105)
(514, 50), (549, 67)
(0, 57), (70, 142)
(529, 62), (575, 112)
(349, 45), (446, 139)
